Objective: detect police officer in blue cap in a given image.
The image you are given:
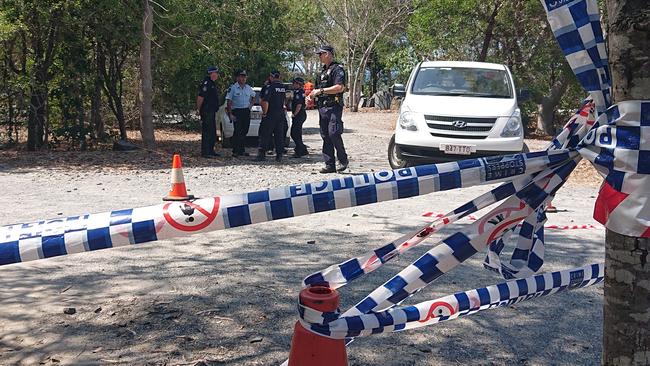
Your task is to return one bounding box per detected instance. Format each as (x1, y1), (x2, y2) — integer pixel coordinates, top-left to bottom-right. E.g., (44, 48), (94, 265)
(256, 70), (286, 162)
(290, 77), (308, 157)
(196, 66), (220, 157)
(307, 45), (348, 173)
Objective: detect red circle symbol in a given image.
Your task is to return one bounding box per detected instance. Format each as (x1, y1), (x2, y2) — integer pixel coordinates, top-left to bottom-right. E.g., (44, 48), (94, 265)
(162, 198), (220, 232)
(419, 301), (456, 323)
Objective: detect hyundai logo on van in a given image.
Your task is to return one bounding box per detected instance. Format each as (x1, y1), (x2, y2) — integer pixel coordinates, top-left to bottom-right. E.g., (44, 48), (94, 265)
(452, 120), (468, 129)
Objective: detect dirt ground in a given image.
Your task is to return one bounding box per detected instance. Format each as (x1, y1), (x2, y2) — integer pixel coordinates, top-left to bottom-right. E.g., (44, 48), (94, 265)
(0, 109), (605, 366)
(0, 109), (602, 187)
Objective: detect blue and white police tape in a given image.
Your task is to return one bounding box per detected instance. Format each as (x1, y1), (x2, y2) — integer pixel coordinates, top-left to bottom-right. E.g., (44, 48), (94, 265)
(542, 0), (610, 112)
(284, 98), (598, 365)
(298, 263), (603, 339)
(578, 100), (650, 237)
(312, 104), (595, 307)
(303, 101), (597, 291)
(283, 3), (640, 364)
(0, 149), (574, 267)
(341, 159), (579, 318)
(543, 0), (650, 236)
(293, 100), (598, 358)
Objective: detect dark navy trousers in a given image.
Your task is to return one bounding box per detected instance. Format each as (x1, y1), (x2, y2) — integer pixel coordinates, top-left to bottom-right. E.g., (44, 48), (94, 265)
(259, 113), (285, 155)
(318, 104), (348, 167)
(200, 110), (217, 156)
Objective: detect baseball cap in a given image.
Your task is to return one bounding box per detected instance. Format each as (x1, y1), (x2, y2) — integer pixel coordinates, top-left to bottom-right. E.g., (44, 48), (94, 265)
(316, 45), (334, 54)
(270, 70), (281, 78)
(292, 77), (305, 85)
(237, 70), (247, 76)
(207, 66), (219, 74)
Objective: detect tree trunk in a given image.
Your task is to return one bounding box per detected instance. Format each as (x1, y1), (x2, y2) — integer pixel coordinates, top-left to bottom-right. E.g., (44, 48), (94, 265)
(27, 82), (47, 151)
(139, 0), (155, 147)
(536, 103), (555, 135)
(369, 52), (380, 96)
(348, 52), (371, 113)
(603, 0), (650, 364)
(478, 0), (501, 62)
(603, 231), (650, 365)
(91, 42), (104, 140)
(77, 82), (86, 150)
(91, 77), (103, 140)
(349, 76), (362, 112)
(7, 97), (15, 144)
(115, 98), (127, 141)
(536, 72), (570, 135)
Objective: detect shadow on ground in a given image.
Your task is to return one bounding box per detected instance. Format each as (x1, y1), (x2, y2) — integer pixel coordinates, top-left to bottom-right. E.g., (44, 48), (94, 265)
(0, 213), (604, 366)
(0, 125), (333, 173)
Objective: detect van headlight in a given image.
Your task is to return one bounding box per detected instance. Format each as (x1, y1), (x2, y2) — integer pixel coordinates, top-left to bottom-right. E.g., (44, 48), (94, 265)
(501, 109), (522, 137)
(399, 111), (418, 131)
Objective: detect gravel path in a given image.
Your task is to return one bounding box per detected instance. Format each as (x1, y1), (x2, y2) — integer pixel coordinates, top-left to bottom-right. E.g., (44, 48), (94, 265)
(0, 110), (604, 365)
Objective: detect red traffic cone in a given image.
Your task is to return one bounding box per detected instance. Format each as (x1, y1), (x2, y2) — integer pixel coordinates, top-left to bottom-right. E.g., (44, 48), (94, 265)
(163, 154), (195, 201)
(288, 286), (348, 366)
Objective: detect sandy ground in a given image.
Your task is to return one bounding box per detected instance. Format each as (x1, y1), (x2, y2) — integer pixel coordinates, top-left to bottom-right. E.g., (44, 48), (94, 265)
(0, 110), (605, 365)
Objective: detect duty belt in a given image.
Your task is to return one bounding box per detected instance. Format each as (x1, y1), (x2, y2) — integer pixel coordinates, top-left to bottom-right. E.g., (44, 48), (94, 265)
(317, 95), (342, 108)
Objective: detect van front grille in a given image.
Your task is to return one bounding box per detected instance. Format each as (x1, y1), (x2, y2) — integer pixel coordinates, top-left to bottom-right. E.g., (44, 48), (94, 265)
(424, 115), (497, 139)
(429, 124), (492, 132)
(430, 132), (487, 139)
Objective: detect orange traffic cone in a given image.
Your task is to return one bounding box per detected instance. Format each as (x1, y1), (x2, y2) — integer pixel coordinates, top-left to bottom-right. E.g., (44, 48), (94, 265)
(163, 154), (195, 201)
(288, 286), (348, 366)
(546, 200), (558, 213)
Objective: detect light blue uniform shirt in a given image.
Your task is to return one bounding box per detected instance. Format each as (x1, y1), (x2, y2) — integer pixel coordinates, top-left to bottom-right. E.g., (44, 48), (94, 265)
(226, 83), (255, 109)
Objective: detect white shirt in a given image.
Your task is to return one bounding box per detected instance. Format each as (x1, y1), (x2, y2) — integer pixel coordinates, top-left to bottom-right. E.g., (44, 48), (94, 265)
(226, 83), (255, 109)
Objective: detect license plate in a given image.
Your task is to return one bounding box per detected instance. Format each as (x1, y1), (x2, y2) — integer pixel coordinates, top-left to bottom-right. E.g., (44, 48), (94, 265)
(251, 112), (262, 120)
(440, 143), (475, 155)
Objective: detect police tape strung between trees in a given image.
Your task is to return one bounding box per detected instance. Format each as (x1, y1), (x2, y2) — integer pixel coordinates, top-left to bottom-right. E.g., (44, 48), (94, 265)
(0, 150), (571, 266)
(540, 0), (650, 237)
(421, 211), (601, 230)
(300, 98), (596, 297)
(286, 0), (650, 345)
(0, 0), (644, 329)
(298, 263), (604, 339)
(0, 0), (646, 273)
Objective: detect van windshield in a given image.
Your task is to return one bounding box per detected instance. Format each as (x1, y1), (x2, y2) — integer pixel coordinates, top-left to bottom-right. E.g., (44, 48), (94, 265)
(411, 67), (513, 98)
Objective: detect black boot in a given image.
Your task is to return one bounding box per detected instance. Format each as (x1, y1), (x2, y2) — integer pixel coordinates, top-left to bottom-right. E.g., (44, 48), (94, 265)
(254, 149), (266, 161)
(319, 165), (336, 173)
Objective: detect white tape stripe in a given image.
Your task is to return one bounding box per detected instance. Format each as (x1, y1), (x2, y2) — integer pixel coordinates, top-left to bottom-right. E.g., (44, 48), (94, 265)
(170, 168), (184, 184)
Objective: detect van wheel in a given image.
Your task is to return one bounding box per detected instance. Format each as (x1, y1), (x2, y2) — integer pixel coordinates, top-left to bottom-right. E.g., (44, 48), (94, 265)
(220, 126), (232, 148)
(388, 135), (411, 169)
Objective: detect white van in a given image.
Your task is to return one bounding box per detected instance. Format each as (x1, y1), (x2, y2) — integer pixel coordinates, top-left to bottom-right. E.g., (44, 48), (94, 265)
(388, 61), (528, 168)
(216, 86), (292, 148)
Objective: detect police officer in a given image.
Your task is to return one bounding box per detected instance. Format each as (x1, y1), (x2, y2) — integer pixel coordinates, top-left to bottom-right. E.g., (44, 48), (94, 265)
(258, 75), (272, 154)
(256, 70), (286, 162)
(290, 77), (308, 157)
(307, 45), (348, 173)
(226, 70), (255, 157)
(196, 66), (220, 158)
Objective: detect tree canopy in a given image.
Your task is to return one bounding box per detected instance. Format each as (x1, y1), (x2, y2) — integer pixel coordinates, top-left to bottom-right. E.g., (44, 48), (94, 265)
(0, 0), (587, 150)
